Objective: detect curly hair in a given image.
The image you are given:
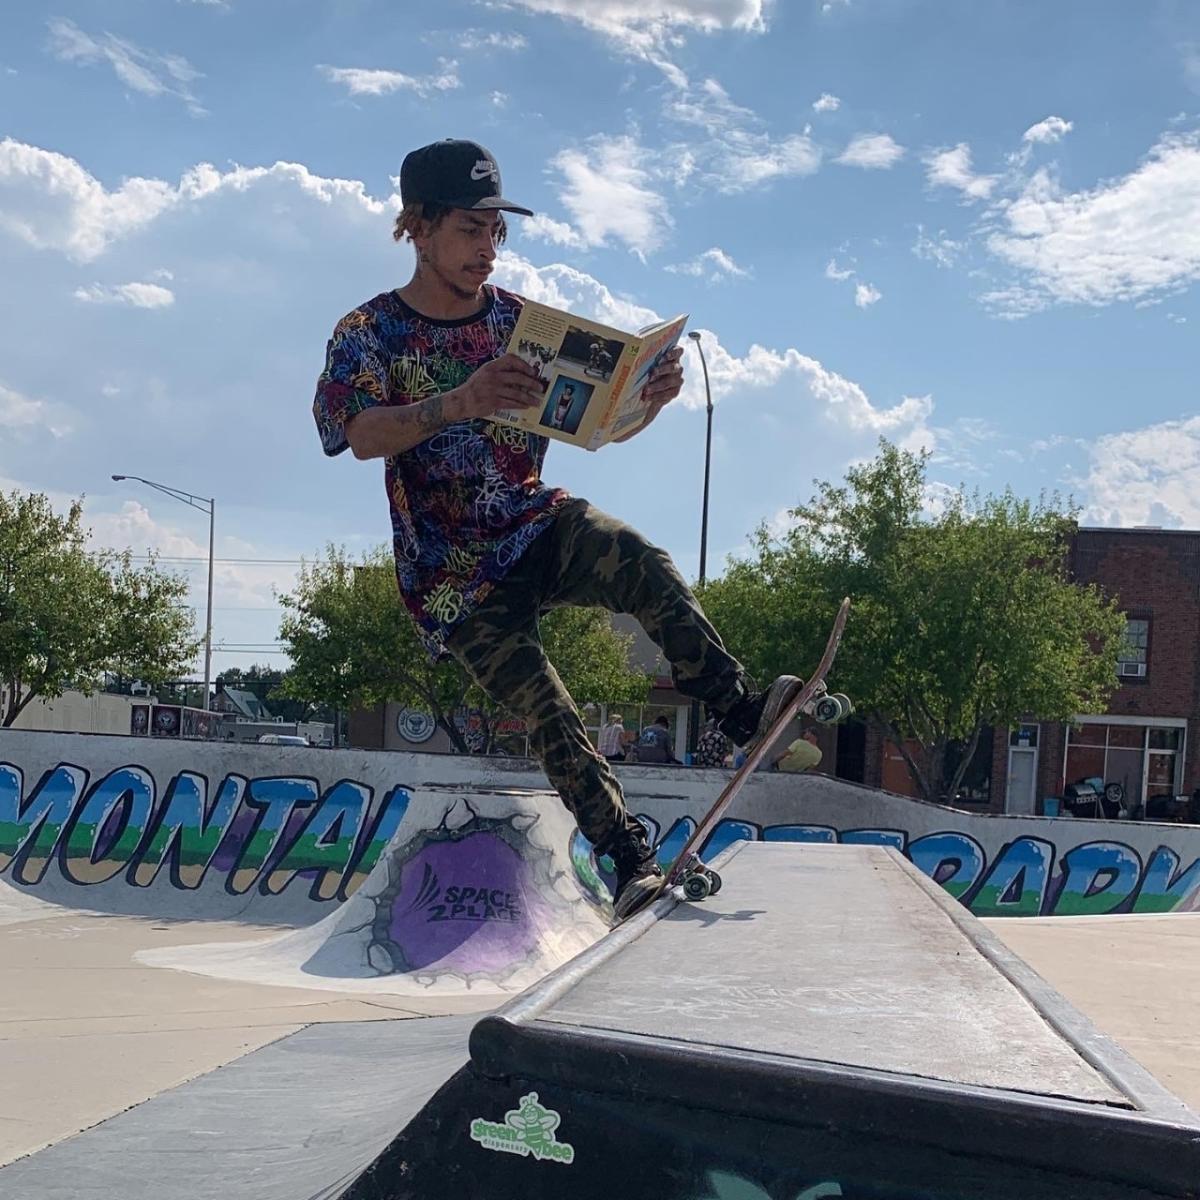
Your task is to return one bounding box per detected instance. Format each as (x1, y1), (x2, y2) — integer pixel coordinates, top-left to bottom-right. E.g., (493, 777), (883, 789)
(392, 202), (508, 245)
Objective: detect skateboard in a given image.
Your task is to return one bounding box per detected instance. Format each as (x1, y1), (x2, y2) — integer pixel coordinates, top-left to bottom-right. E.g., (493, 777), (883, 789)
(619, 596), (852, 921)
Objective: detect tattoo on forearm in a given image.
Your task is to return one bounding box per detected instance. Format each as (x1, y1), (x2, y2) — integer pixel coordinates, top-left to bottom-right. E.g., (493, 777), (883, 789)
(417, 395), (445, 436)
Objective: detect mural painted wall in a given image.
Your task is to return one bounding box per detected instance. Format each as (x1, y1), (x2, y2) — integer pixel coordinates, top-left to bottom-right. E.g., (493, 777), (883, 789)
(3, 731), (1200, 924)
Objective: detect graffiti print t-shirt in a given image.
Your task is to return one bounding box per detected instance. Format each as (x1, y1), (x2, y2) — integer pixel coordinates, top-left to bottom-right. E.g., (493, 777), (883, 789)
(312, 285), (568, 655)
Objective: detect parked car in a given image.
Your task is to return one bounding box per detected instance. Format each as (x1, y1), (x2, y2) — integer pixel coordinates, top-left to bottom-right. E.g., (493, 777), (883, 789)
(257, 733), (310, 746)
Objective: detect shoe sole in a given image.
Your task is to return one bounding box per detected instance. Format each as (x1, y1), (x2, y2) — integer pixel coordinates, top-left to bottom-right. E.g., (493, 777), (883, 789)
(612, 872), (664, 922)
(745, 675), (804, 754)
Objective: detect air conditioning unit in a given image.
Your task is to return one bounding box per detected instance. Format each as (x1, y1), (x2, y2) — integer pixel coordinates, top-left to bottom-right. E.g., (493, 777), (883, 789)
(1118, 661), (1147, 678)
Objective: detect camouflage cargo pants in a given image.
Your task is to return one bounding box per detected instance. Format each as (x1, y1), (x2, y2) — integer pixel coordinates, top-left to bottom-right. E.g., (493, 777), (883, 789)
(446, 498), (750, 849)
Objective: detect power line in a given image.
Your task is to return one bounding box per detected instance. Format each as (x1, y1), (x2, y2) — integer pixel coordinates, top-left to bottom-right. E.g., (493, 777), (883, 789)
(101, 555), (312, 565)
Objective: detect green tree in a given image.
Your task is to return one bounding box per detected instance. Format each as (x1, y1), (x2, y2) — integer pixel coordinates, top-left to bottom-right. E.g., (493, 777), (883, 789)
(276, 546), (651, 754)
(698, 442), (1126, 803)
(0, 490), (199, 727)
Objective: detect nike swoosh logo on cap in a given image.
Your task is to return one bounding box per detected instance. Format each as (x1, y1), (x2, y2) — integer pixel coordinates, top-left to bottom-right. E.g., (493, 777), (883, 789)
(471, 160), (496, 180)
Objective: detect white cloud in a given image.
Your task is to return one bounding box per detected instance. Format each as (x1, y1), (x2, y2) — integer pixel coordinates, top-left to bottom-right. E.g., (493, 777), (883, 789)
(824, 257), (854, 281)
(0, 138), (388, 262)
(665, 77), (822, 192)
(548, 136), (673, 256)
(921, 480), (961, 520)
(668, 76), (759, 135)
(666, 246), (750, 281)
(494, 251), (661, 332)
(722, 133), (821, 190)
(837, 133), (905, 169)
(477, 1), (769, 85)
(458, 30), (528, 50)
(74, 281), (175, 308)
(494, 250), (931, 446)
(0, 381), (73, 438)
(490, 90), (510, 106)
(1023, 115), (1073, 145)
(912, 225), (964, 268)
(319, 61), (460, 97)
(700, 339), (932, 445)
(925, 143), (998, 200)
(46, 18), (205, 116)
(89, 499), (300, 626)
(812, 92), (840, 112)
(985, 132), (1200, 312)
(1077, 416), (1200, 528)
(854, 281), (881, 308)
(520, 212), (589, 250)
(504, 0), (767, 64)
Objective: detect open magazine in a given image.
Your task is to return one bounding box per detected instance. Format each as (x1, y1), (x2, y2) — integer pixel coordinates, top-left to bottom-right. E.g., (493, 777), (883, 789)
(492, 301), (688, 450)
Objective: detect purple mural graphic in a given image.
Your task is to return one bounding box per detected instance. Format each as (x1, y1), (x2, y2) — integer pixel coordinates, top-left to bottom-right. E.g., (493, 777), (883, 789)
(372, 823), (559, 975)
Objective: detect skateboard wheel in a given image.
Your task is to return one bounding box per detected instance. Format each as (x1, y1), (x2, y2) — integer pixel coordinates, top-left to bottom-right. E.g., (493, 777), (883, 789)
(815, 693), (853, 722)
(706, 869), (723, 896)
(682, 873), (711, 901)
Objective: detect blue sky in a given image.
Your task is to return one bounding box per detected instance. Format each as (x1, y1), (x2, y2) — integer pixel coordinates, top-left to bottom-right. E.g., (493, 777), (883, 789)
(2, 0), (1198, 675)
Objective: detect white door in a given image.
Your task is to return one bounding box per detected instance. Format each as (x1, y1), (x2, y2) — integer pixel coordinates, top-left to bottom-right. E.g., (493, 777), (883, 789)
(1006, 724), (1040, 814)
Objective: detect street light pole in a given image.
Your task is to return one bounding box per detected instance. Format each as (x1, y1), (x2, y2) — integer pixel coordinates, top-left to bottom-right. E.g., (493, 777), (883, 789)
(687, 331), (714, 758)
(112, 475), (215, 711)
(689, 331), (714, 587)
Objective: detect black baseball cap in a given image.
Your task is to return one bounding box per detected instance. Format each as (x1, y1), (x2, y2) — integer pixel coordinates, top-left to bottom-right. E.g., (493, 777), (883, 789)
(399, 139), (534, 217)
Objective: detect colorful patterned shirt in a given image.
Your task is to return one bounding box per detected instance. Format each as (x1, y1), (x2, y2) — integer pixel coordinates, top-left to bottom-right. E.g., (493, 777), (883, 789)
(312, 285), (568, 656)
(695, 726), (730, 768)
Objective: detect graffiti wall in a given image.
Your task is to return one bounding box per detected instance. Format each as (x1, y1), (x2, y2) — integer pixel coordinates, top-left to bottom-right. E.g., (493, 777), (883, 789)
(3, 731), (1199, 927)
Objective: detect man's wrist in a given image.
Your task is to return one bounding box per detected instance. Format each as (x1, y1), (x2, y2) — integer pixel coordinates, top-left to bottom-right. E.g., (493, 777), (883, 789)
(440, 388), (468, 425)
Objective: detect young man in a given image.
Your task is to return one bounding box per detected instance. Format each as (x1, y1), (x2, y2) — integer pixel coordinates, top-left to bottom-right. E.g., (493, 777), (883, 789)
(636, 714), (679, 765)
(312, 139), (802, 919)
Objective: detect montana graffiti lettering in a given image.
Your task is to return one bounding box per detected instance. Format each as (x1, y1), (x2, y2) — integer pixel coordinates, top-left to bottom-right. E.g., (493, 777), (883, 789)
(4, 758), (1200, 917)
(0, 761), (409, 902)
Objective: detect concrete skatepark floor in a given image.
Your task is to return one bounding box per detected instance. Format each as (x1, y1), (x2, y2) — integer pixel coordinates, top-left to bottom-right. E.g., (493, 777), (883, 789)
(0, 909), (498, 1166)
(3, 885), (1200, 1171)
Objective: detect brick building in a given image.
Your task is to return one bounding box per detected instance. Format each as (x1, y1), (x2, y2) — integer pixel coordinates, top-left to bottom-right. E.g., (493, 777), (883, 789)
(837, 528), (1199, 816)
(985, 527), (1199, 816)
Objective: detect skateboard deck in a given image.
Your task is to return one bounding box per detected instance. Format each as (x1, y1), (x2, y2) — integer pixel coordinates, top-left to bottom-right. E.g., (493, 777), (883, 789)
(619, 595), (852, 922)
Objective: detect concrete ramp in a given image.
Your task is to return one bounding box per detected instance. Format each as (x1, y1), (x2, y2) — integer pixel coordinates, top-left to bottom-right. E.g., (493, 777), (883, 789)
(346, 844), (1200, 1199)
(137, 787), (611, 996)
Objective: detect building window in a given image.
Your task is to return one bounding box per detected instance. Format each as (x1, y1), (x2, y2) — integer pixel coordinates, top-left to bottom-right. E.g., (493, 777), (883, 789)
(1063, 720), (1185, 807)
(1117, 617), (1149, 679)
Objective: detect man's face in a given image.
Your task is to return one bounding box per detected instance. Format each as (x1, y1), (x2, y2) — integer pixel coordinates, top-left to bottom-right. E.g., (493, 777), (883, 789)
(413, 209), (503, 299)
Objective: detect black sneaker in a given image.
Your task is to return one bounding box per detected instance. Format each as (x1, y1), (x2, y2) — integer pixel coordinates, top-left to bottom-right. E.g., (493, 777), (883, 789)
(716, 675), (804, 752)
(599, 822), (664, 921)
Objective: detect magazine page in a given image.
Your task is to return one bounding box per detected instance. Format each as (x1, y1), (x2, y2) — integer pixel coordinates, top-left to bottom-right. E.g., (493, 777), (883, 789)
(493, 302), (642, 448)
(585, 313), (688, 449)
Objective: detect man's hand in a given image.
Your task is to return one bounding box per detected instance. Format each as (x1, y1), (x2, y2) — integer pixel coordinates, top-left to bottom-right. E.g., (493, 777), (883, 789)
(450, 354), (546, 421)
(641, 345), (684, 416)
(612, 345), (685, 442)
